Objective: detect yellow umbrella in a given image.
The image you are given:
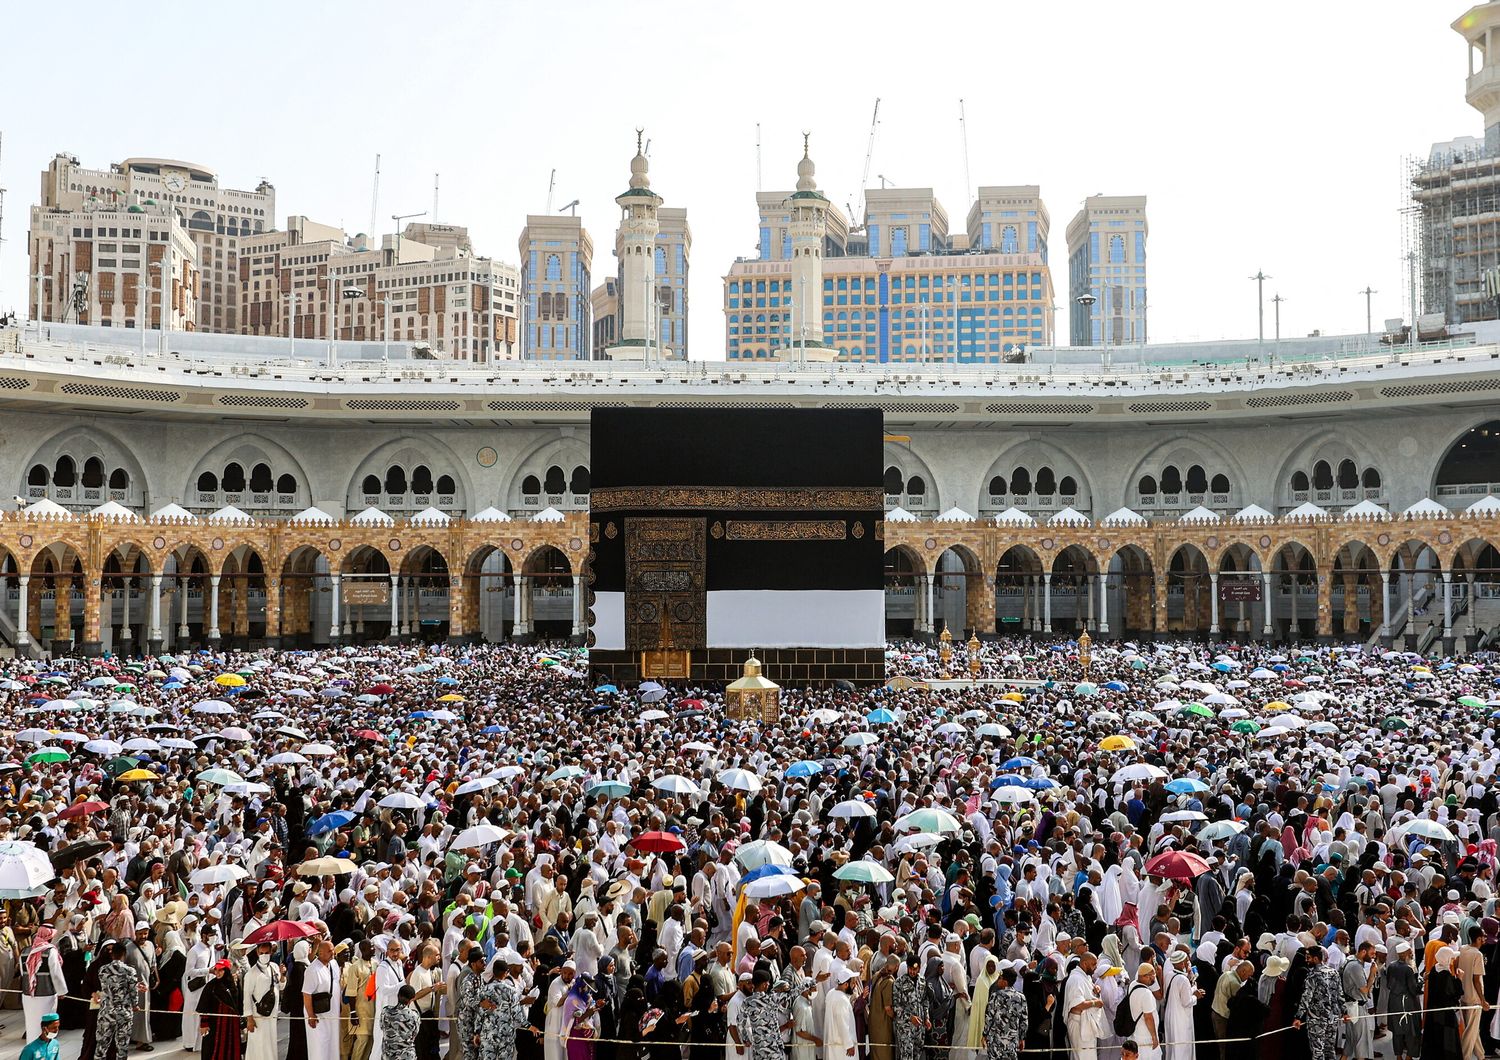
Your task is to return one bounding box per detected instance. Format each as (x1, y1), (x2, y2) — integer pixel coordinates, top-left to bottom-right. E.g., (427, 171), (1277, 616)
(214, 673), (247, 687)
(1099, 734), (1136, 751)
(1410, 664), (1431, 673)
(437, 693), (465, 703)
(117, 768), (159, 781)
(1001, 691), (1025, 703)
(1265, 701), (1291, 711)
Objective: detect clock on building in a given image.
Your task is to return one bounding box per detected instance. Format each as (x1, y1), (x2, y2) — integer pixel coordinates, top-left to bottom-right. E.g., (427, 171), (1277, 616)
(164, 175), (185, 192)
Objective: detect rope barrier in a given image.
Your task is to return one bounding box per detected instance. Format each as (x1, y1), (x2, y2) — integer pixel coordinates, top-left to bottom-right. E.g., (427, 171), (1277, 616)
(0, 981), (1482, 1050)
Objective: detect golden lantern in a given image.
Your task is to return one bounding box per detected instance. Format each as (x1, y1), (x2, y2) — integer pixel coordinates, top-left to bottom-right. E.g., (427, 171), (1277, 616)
(1077, 628), (1093, 675)
(967, 631), (982, 681)
(725, 654), (781, 724)
(938, 622), (953, 680)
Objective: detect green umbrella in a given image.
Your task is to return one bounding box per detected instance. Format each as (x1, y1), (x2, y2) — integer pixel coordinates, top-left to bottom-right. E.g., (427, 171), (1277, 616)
(1458, 695), (1485, 709)
(112, 684), (134, 693)
(1382, 716), (1411, 731)
(1180, 704), (1215, 719)
(586, 780), (631, 798)
(1230, 720), (1261, 734)
(40, 677), (69, 686)
(103, 756), (139, 776)
(26, 748), (70, 765)
(833, 861), (895, 884)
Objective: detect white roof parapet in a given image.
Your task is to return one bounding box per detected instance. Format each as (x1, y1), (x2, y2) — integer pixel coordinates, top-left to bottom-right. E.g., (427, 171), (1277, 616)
(1283, 501), (1330, 521)
(287, 505), (337, 526)
(531, 506), (566, 523)
(1465, 495), (1500, 516)
(1402, 497), (1449, 518)
(149, 502), (199, 524)
(1231, 503), (1276, 524)
(1178, 505), (1222, 525)
(21, 498), (74, 521)
(1101, 506), (1147, 527)
(936, 506), (975, 522)
(993, 506), (1037, 527)
(1048, 506), (1090, 527)
(350, 506), (396, 527)
(1341, 499), (1390, 521)
(470, 506), (513, 523)
(884, 506), (918, 523)
(408, 507), (451, 527)
(89, 500), (141, 522)
(206, 505), (256, 525)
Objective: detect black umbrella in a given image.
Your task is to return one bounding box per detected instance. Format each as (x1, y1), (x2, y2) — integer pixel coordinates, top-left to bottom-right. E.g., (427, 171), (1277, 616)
(50, 839), (111, 869)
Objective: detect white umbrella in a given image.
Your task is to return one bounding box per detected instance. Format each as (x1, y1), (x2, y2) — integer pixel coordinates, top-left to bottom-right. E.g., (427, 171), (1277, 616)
(892, 832), (944, 852)
(1111, 763), (1168, 783)
(894, 807), (963, 834)
(842, 732), (879, 748)
(1161, 810), (1208, 823)
(300, 743), (337, 756)
(14, 729), (52, 744)
(0, 841), (55, 895)
(122, 737), (162, 752)
(274, 726), (309, 740)
(651, 774), (701, 796)
(189, 863), (248, 885)
(743, 874), (805, 899)
(218, 727), (253, 742)
(223, 782), (273, 796)
(716, 768), (763, 794)
(1403, 819), (1456, 842)
(160, 738), (198, 750)
(455, 777), (499, 796)
(992, 787), (1036, 804)
(1198, 820), (1247, 841)
(267, 752), (309, 765)
(490, 765), (526, 780)
(806, 709), (840, 725)
(449, 824), (511, 849)
(192, 700), (236, 714)
(83, 739), (124, 756)
(377, 792), (427, 811)
(828, 799), (877, 819)
(640, 709), (670, 722)
(734, 839), (794, 869)
(681, 741), (716, 753)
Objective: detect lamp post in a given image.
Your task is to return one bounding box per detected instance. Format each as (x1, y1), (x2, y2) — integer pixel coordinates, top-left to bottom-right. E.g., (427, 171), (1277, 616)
(1359, 286), (1377, 339)
(1076, 292), (1097, 360)
(967, 631), (982, 682)
(938, 621), (953, 680)
(1077, 628), (1093, 677)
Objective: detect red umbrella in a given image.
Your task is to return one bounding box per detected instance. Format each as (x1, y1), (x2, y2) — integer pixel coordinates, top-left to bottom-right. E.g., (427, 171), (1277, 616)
(354, 730), (383, 741)
(57, 800), (109, 820)
(676, 698), (705, 710)
(1144, 850), (1211, 883)
(631, 831), (686, 853)
(366, 684), (395, 695)
(242, 920), (322, 946)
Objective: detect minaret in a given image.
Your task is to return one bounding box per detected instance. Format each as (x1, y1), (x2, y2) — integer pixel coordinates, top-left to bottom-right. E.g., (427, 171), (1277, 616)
(1457, 4), (1500, 152)
(607, 130), (662, 360)
(783, 134), (836, 361)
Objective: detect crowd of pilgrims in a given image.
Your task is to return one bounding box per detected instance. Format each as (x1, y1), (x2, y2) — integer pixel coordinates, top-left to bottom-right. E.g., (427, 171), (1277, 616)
(0, 636), (1497, 1060)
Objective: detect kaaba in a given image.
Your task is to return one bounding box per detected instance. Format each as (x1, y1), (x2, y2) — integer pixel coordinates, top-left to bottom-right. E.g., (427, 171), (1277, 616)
(588, 408), (885, 685)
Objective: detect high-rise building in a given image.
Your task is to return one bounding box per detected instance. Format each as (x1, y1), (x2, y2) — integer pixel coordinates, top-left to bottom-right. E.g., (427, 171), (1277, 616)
(27, 197), (199, 331)
(755, 192), (849, 261)
(725, 168), (1054, 362)
(656, 207), (691, 359)
(239, 216), (368, 339)
(30, 153), (274, 333)
(519, 214), (593, 359)
(1066, 195), (1148, 346)
(1411, 3), (1500, 325)
(590, 278), (619, 358)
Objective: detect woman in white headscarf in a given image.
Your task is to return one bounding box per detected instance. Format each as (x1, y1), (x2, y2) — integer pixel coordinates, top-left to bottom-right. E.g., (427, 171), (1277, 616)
(1096, 865), (1124, 928)
(961, 956), (999, 1060)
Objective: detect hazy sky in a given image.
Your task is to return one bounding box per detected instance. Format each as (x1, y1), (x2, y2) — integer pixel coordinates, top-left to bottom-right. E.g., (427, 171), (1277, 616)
(0, 0), (1481, 356)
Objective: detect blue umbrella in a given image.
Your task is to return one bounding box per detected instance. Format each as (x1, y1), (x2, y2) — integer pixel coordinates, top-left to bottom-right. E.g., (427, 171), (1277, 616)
(989, 774), (1028, 789)
(307, 810), (355, 836)
(1001, 756), (1039, 770)
(1165, 778), (1209, 794)
(785, 760), (823, 778)
(740, 863), (799, 885)
(1212, 661), (1234, 673)
(1103, 680), (1128, 692)
(1021, 777), (1057, 790)
(435, 676), (460, 686)
(865, 708), (897, 724)
(409, 710), (435, 720)
(1271, 663), (1290, 672)
(594, 684), (619, 695)
(481, 725), (506, 734)
(588, 704), (615, 714)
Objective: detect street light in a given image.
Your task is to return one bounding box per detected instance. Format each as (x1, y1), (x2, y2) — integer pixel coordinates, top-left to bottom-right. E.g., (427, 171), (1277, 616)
(1076, 292), (1097, 360)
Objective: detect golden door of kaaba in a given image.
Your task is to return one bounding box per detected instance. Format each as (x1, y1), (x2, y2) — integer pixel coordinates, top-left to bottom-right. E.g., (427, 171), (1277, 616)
(625, 517), (706, 678)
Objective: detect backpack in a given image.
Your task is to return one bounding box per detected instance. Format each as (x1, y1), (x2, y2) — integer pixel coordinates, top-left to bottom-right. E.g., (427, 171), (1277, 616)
(1113, 983), (1147, 1038)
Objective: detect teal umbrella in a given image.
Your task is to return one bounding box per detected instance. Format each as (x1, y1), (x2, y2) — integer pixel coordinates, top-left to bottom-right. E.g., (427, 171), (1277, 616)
(833, 861), (895, 884)
(586, 780), (631, 798)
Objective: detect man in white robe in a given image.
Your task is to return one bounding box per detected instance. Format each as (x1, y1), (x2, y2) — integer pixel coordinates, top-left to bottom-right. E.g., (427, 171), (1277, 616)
(822, 968), (859, 1060)
(1064, 952), (1106, 1060)
(1160, 951), (1199, 1060)
(373, 937), (408, 1060)
(242, 941), (281, 1060)
(545, 961), (577, 1060)
(304, 941), (342, 1060)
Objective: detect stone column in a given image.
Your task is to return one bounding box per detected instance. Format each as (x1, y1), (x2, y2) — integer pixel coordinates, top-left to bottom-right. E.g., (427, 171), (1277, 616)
(1443, 570), (1455, 655)
(176, 576), (190, 641)
(1153, 572), (1168, 636)
(53, 579), (73, 656)
(1467, 572), (1479, 650)
(447, 575), (465, 643)
(1316, 571), (1333, 643)
(147, 575), (163, 655)
(1096, 572), (1110, 635)
(120, 575), (132, 647)
(389, 575), (400, 641)
(571, 573), (584, 643)
(511, 572), (524, 641)
(407, 580), (419, 635)
(14, 575), (29, 649)
(1261, 572), (1273, 638)
(1403, 568), (1417, 649)
(1288, 573), (1299, 640)
(1209, 572), (1220, 636)
(208, 575), (222, 646)
(923, 572), (936, 638)
(1379, 570), (1392, 648)
(264, 574), (282, 647)
(329, 574), (341, 645)
(1042, 572), (1052, 633)
(80, 570), (102, 657)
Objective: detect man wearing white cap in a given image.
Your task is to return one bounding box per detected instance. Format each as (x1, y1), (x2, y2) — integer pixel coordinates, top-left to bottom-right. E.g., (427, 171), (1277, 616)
(544, 961), (577, 1060)
(372, 936), (407, 1060)
(822, 967), (859, 1060)
(123, 919), (156, 1050)
(1063, 951), (1105, 1060)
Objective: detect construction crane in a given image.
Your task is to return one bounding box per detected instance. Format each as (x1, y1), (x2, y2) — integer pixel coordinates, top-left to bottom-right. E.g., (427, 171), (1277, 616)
(850, 99), (880, 230)
(958, 99), (972, 212)
(545, 169), (556, 214)
(876, 174), (896, 189)
(756, 122), (762, 192)
(432, 173), (440, 222)
(391, 210), (426, 263)
(369, 154), (380, 244)
(558, 199), (580, 216)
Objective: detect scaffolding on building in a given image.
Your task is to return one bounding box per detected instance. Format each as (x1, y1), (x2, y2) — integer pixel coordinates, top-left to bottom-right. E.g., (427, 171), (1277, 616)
(1407, 142), (1500, 326)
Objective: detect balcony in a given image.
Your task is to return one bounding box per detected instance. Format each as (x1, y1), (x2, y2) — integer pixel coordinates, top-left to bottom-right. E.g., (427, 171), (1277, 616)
(983, 493), (1079, 515)
(1436, 481), (1500, 500)
(517, 494), (589, 511)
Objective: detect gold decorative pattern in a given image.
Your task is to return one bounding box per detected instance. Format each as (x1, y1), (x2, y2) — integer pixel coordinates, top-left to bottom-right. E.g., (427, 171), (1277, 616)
(724, 520), (847, 542)
(604, 522), (618, 540)
(711, 521), (724, 539)
(625, 517), (706, 653)
(851, 521), (865, 539)
(590, 486), (884, 513)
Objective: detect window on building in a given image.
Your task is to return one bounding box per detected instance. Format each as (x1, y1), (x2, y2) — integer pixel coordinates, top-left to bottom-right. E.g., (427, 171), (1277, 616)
(276, 473), (297, 494)
(198, 471), (219, 493)
(884, 467), (904, 495)
(988, 475), (1007, 496)
(222, 462), (246, 492)
(1109, 235), (1125, 264)
(1001, 225), (1019, 253)
(1210, 474), (1230, 494)
(1312, 460), (1333, 490)
(905, 475), (925, 497)
(1185, 465), (1208, 493)
(385, 466), (408, 494)
(522, 475), (541, 497)
(544, 465), (567, 494)
(1160, 466), (1182, 493)
(411, 465), (435, 494)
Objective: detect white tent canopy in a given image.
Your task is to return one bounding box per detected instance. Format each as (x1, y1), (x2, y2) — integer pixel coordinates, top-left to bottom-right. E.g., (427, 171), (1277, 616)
(993, 506), (1036, 526)
(409, 507), (450, 526)
(1466, 495), (1500, 515)
(287, 506), (337, 526)
(470, 506), (513, 523)
(207, 505), (256, 525)
(351, 506), (396, 527)
(1178, 505), (1221, 524)
(21, 498), (73, 520)
(885, 506), (918, 523)
(532, 507), (565, 523)
(1048, 506), (1090, 527)
(1231, 503), (1275, 523)
(936, 507), (974, 522)
(89, 500), (140, 521)
(1403, 497), (1448, 517)
(1284, 501), (1329, 520)
(1101, 506), (1147, 526)
(150, 503), (199, 523)
(1342, 499), (1390, 520)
